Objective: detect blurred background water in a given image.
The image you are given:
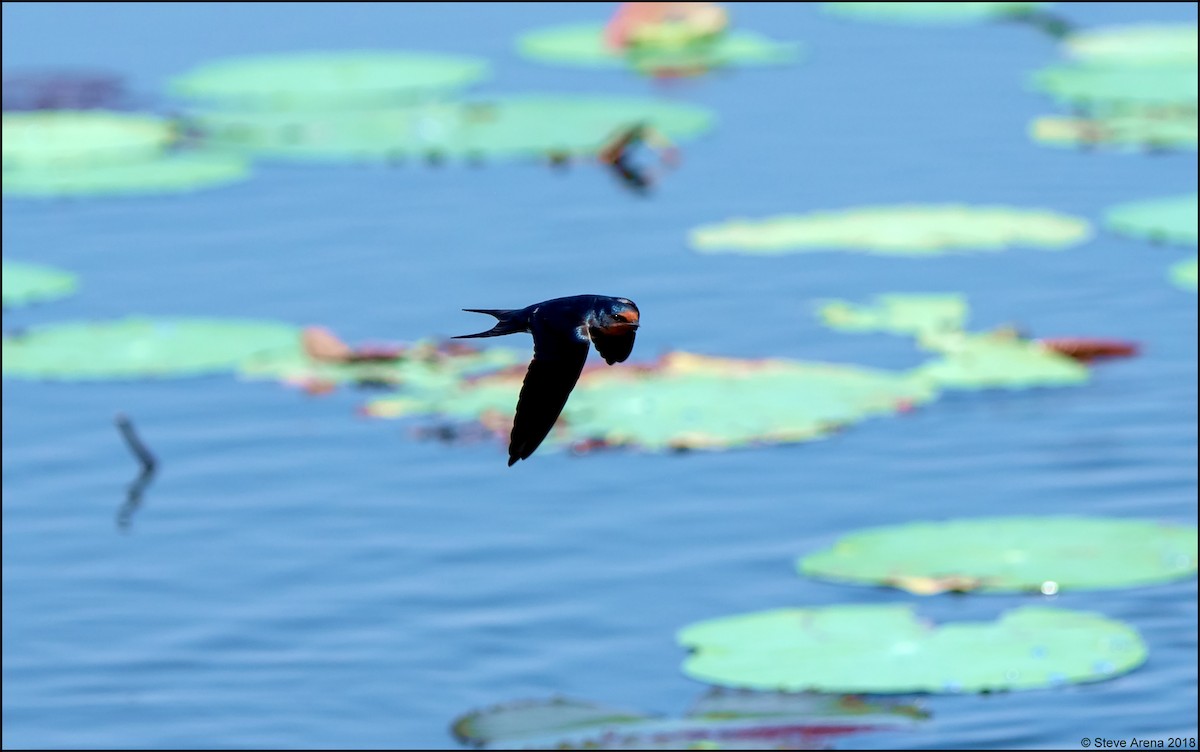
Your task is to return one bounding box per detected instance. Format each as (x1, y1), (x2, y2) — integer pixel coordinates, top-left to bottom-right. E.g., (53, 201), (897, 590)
(2, 3), (1197, 749)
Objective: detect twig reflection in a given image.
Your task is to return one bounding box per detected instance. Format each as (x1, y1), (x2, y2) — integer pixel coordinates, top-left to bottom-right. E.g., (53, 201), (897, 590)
(115, 413), (157, 532)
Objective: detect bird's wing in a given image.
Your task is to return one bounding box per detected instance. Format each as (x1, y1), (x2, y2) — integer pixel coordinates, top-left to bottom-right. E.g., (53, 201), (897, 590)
(508, 327), (590, 465)
(589, 326), (637, 365)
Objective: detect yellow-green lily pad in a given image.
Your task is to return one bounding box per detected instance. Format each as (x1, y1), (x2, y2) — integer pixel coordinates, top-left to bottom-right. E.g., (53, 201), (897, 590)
(365, 351), (937, 453)
(2, 260), (78, 308)
(238, 339), (524, 390)
(1171, 256), (1198, 291)
(2, 111), (174, 169)
(1104, 194), (1199, 246)
(817, 294), (1091, 390)
(1032, 63), (1198, 113)
(2, 151), (250, 197)
(799, 517), (1199, 594)
(690, 205), (1091, 257)
(679, 605), (1147, 694)
(912, 331), (1089, 389)
(1064, 24), (1198, 66)
(823, 2), (1050, 25)
(192, 95), (714, 162)
(1030, 112), (1197, 151)
(817, 294), (968, 336)
(2, 318), (300, 380)
(452, 692), (926, 749)
(170, 51), (490, 109)
(515, 23), (799, 72)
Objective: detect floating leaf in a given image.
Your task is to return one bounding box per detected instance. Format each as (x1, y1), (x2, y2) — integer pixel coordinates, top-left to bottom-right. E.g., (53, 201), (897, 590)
(690, 205), (1090, 257)
(1032, 63), (1198, 113)
(170, 51), (490, 108)
(1064, 24), (1198, 66)
(912, 331), (1089, 389)
(823, 2), (1049, 25)
(2, 111), (174, 169)
(515, 23), (799, 72)
(192, 96), (714, 162)
(1171, 256), (1198, 292)
(365, 351), (937, 453)
(1, 260), (78, 308)
(2, 318), (299, 380)
(2, 151), (250, 197)
(1029, 112), (1197, 151)
(678, 605), (1147, 694)
(799, 517), (1199, 594)
(1104, 193), (1199, 246)
(239, 339), (524, 390)
(452, 692), (925, 749)
(817, 295), (968, 336)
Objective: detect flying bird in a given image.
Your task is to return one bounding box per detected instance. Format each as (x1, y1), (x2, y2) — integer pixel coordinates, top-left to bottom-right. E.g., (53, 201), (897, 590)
(454, 295), (640, 466)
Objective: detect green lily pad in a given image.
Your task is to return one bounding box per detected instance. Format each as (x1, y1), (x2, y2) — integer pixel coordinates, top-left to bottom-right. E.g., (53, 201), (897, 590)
(452, 692), (926, 749)
(365, 351), (937, 453)
(238, 339), (524, 389)
(912, 331), (1089, 390)
(1029, 112), (1198, 151)
(1032, 63), (1198, 113)
(678, 605), (1147, 694)
(1064, 24), (1198, 66)
(823, 2), (1050, 25)
(170, 51), (490, 108)
(689, 205), (1091, 257)
(1104, 194), (1199, 246)
(2, 151), (250, 197)
(817, 294), (968, 336)
(2, 260), (78, 308)
(2, 318), (300, 380)
(192, 95), (714, 162)
(1171, 256), (1198, 291)
(2, 111), (174, 169)
(515, 23), (799, 72)
(800, 517), (1199, 594)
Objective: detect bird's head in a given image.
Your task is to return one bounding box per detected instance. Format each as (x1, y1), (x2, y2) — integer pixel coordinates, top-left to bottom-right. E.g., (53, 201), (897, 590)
(598, 298), (640, 331)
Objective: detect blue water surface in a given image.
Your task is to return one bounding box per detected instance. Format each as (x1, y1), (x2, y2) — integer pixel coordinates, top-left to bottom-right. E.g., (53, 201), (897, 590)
(3, 3), (1197, 749)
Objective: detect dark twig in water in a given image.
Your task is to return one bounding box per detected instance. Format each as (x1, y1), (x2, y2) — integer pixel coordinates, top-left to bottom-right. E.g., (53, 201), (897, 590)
(115, 413), (157, 531)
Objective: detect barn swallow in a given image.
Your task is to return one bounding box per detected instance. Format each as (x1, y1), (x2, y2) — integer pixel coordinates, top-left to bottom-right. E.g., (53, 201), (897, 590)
(454, 295), (640, 466)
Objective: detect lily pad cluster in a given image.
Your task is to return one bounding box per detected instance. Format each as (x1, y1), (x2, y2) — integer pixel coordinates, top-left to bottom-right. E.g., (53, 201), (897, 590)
(239, 339), (524, 390)
(678, 605), (1147, 694)
(1, 260), (78, 308)
(1063, 24), (1198, 67)
(192, 96), (714, 163)
(1104, 193), (1199, 246)
(1170, 257), (1198, 292)
(1029, 112), (1197, 151)
(817, 294), (968, 336)
(1, 111), (249, 197)
(799, 517), (1200, 595)
(515, 23), (799, 75)
(169, 51), (491, 109)
(366, 351), (937, 453)
(817, 294), (1091, 389)
(1030, 24), (1198, 151)
(451, 692), (926, 750)
(823, 2), (1050, 25)
(689, 205), (1091, 257)
(1, 318), (300, 380)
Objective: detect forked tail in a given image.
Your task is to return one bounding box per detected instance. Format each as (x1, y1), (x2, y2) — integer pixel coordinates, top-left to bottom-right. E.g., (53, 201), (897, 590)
(453, 308), (528, 339)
